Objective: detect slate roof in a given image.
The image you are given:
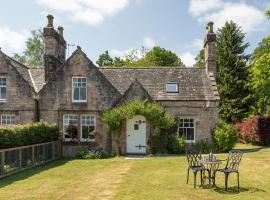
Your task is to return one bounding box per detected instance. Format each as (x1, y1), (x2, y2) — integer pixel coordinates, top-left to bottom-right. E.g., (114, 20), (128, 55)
(100, 67), (219, 101)
(29, 68), (46, 92)
(0, 51), (35, 90)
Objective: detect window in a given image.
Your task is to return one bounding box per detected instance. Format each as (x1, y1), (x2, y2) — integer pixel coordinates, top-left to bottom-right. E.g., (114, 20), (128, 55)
(1, 115), (15, 125)
(166, 83), (178, 93)
(0, 77), (6, 101)
(72, 77), (87, 102)
(63, 115), (78, 141)
(81, 115), (96, 141)
(178, 118), (195, 143)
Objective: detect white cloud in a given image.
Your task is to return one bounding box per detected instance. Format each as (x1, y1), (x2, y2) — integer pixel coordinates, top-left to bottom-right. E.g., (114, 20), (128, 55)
(37, 0), (129, 26)
(189, 0), (267, 33)
(143, 37), (156, 48)
(0, 26), (29, 54)
(110, 48), (131, 58)
(179, 52), (196, 67)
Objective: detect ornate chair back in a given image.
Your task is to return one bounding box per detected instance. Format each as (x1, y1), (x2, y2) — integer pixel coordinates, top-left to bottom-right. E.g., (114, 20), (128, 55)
(186, 150), (202, 167)
(225, 150), (243, 171)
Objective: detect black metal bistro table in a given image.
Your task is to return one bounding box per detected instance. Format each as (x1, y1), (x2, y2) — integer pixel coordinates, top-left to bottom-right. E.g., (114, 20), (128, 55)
(199, 159), (222, 187)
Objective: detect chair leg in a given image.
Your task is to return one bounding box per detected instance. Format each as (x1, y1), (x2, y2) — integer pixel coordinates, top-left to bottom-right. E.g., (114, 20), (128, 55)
(237, 172), (240, 191)
(194, 171), (197, 189)
(186, 168), (190, 184)
(200, 170), (203, 185)
(212, 171), (216, 187)
(225, 173), (229, 191)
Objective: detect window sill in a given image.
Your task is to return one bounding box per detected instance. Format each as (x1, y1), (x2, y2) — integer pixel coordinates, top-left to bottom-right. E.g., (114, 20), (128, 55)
(81, 139), (95, 142)
(0, 100), (7, 103)
(72, 101), (87, 103)
(184, 140), (195, 144)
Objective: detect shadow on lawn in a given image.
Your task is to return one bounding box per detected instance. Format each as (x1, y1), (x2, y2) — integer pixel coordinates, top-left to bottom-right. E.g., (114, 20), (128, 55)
(234, 146), (270, 154)
(213, 186), (266, 194)
(0, 159), (69, 189)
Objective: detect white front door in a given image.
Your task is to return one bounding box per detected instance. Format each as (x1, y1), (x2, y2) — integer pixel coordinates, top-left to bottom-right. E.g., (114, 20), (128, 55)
(126, 115), (146, 154)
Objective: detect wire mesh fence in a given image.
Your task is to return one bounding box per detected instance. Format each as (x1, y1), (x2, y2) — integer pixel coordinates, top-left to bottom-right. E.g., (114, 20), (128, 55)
(0, 141), (61, 178)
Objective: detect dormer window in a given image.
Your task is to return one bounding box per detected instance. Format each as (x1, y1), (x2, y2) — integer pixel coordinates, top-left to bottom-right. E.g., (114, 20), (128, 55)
(0, 77), (7, 102)
(72, 77), (87, 102)
(166, 83), (178, 93)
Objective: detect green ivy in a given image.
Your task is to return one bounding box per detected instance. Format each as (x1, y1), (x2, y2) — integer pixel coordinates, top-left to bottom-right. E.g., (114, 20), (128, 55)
(102, 101), (175, 132)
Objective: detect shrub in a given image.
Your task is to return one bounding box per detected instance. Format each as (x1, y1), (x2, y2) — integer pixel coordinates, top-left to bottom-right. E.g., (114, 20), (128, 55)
(0, 122), (59, 149)
(235, 116), (270, 145)
(167, 135), (185, 154)
(212, 121), (238, 152)
(191, 140), (213, 154)
(77, 147), (114, 159)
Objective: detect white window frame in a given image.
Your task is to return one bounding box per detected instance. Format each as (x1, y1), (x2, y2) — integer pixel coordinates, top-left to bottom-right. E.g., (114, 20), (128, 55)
(80, 115), (96, 142)
(0, 76), (7, 102)
(166, 83), (179, 93)
(63, 114), (78, 141)
(1, 115), (15, 126)
(72, 76), (87, 103)
(177, 117), (196, 143)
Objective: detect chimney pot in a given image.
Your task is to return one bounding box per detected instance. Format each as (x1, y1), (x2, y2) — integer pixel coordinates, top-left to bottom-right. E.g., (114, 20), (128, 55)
(207, 21), (214, 33)
(58, 26), (64, 37)
(47, 14), (54, 27)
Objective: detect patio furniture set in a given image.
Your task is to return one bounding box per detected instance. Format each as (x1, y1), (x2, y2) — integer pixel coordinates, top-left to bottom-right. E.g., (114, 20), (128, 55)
(186, 150), (243, 191)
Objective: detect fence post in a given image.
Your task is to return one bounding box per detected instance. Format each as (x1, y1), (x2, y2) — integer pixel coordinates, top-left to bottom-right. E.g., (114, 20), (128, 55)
(52, 142), (55, 160)
(32, 146), (35, 166)
(19, 149), (22, 168)
(43, 144), (46, 162)
(0, 152), (4, 175)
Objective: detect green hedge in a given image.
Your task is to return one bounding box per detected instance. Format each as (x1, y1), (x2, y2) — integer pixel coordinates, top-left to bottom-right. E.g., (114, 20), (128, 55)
(0, 122), (59, 149)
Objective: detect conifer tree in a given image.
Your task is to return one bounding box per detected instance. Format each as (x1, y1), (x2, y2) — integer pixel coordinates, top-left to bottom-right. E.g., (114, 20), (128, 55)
(216, 21), (251, 123)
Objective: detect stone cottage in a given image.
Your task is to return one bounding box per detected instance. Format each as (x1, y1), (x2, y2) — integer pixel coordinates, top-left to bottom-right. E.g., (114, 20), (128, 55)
(0, 15), (219, 156)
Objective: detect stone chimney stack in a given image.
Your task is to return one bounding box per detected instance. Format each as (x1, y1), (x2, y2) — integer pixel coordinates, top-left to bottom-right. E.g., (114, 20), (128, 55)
(204, 21), (216, 76)
(43, 14), (66, 81)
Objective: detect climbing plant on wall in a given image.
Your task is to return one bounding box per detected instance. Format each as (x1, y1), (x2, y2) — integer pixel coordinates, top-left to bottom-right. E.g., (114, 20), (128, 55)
(102, 100), (175, 154)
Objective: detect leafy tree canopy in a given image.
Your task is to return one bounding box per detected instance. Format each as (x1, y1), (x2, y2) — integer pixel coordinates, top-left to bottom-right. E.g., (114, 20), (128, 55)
(250, 35), (270, 64)
(193, 49), (205, 67)
(96, 46), (184, 67)
(216, 20), (251, 123)
(13, 29), (44, 67)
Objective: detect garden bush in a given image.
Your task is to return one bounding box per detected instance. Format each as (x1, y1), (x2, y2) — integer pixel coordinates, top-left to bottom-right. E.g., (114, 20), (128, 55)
(77, 147), (113, 159)
(167, 135), (185, 154)
(212, 121), (238, 152)
(0, 122), (59, 149)
(235, 116), (270, 145)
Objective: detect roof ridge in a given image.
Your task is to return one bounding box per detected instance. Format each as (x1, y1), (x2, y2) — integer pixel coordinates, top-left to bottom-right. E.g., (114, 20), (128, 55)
(100, 67), (203, 69)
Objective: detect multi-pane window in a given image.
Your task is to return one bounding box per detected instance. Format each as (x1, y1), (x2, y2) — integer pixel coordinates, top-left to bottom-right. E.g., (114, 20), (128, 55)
(81, 115), (96, 141)
(166, 83), (178, 93)
(0, 77), (7, 101)
(72, 77), (87, 102)
(178, 118), (195, 143)
(63, 115), (78, 140)
(1, 115), (15, 125)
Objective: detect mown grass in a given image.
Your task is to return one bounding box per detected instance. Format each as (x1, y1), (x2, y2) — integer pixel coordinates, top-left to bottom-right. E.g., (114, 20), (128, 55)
(0, 144), (269, 200)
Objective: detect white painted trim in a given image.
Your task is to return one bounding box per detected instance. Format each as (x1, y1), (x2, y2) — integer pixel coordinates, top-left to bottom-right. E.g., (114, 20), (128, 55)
(1, 114), (16, 126)
(177, 117), (196, 143)
(72, 76), (87, 103)
(0, 76), (7, 102)
(80, 114), (96, 142)
(63, 114), (78, 141)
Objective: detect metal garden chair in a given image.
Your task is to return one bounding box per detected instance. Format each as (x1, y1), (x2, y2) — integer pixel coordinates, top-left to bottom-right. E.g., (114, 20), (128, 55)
(186, 150), (210, 189)
(213, 150), (243, 191)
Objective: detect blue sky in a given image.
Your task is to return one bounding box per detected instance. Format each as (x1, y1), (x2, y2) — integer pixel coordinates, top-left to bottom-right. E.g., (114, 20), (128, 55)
(0, 0), (269, 66)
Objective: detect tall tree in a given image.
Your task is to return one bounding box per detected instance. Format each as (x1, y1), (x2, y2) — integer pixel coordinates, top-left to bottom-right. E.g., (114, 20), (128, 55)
(143, 47), (184, 66)
(96, 50), (113, 67)
(216, 21), (251, 123)
(13, 29), (44, 67)
(193, 49), (205, 67)
(251, 53), (270, 115)
(266, 10), (270, 19)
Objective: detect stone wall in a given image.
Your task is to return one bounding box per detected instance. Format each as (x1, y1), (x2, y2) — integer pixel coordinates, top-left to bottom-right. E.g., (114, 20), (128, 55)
(0, 54), (36, 124)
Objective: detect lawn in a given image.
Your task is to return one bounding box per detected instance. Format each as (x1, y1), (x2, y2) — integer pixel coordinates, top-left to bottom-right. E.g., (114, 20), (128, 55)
(0, 144), (269, 200)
